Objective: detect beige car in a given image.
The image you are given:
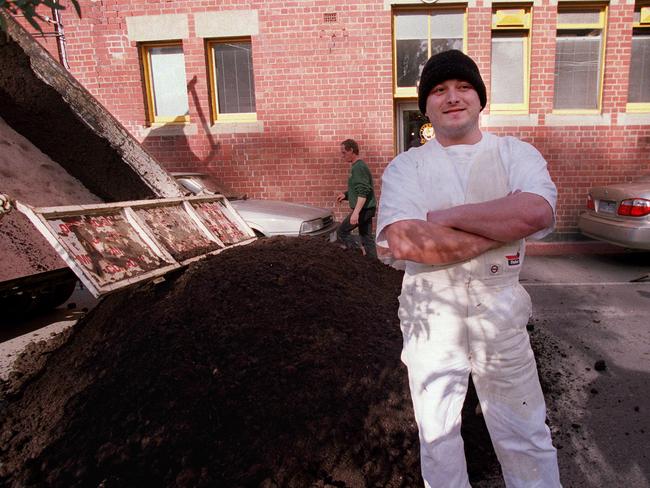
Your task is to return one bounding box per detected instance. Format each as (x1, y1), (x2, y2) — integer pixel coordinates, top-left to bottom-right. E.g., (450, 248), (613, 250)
(578, 176), (650, 250)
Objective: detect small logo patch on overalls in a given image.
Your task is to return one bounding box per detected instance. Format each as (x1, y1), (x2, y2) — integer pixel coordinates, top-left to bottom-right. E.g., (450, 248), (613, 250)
(506, 252), (520, 266)
(490, 264), (499, 274)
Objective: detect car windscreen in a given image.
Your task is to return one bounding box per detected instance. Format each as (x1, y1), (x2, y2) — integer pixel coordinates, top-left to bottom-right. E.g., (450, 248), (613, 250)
(177, 178), (206, 195)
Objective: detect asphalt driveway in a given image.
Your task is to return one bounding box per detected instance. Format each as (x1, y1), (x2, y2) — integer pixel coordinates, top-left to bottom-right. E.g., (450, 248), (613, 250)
(521, 251), (650, 488)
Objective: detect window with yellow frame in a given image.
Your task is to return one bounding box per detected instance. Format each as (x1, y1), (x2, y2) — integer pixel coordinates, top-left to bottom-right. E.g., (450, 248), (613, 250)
(627, 3), (650, 112)
(393, 8), (467, 99)
(553, 5), (608, 113)
(490, 6), (531, 114)
(207, 38), (257, 123)
(140, 42), (190, 124)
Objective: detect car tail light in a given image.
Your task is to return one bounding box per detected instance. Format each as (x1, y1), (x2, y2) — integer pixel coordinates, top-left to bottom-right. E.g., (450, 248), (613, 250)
(618, 198), (650, 217)
(586, 194), (595, 210)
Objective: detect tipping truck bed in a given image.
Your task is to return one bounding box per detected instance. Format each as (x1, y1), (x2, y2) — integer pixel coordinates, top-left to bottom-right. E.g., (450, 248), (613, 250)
(0, 115), (101, 315)
(0, 116), (102, 282)
(16, 196), (256, 298)
(0, 13), (185, 317)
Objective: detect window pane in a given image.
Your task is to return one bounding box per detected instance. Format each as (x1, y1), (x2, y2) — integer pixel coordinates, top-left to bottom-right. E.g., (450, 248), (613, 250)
(213, 42), (256, 114)
(396, 39), (429, 87)
(394, 11), (464, 88)
(395, 14), (428, 87)
(553, 31), (601, 109)
(430, 11), (464, 38)
(430, 38), (463, 57)
(557, 10), (601, 25)
(628, 29), (650, 103)
(149, 46), (189, 118)
(491, 35), (525, 104)
(395, 14), (428, 40)
(430, 10), (463, 56)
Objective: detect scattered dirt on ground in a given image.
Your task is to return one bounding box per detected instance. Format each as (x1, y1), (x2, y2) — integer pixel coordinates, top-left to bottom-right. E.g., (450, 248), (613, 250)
(524, 318), (596, 472)
(1, 237), (559, 487)
(526, 321), (575, 451)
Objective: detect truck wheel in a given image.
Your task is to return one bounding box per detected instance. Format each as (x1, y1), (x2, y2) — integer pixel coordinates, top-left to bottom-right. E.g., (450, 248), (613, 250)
(1, 268), (78, 319)
(35, 277), (78, 312)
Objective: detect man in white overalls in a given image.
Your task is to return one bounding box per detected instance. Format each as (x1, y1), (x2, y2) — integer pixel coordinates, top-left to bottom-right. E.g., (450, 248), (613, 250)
(377, 50), (562, 487)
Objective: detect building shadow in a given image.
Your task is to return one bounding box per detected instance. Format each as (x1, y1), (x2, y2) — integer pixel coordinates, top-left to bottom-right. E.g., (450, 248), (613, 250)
(525, 253), (650, 487)
(141, 76), (220, 171)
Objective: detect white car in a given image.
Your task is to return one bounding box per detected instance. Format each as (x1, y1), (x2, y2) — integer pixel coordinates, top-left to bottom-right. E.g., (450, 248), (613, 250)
(173, 173), (338, 240)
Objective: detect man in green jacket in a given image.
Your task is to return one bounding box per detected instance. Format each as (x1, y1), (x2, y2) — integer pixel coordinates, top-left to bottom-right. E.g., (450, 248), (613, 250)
(336, 139), (377, 258)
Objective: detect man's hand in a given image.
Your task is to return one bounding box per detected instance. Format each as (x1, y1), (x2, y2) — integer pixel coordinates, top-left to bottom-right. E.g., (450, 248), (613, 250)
(336, 192), (346, 203)
(385, 219), (500, 265)
(426, 192), (553, 243)
(426, 208), (453, 226)
(350, 196), (367, 226)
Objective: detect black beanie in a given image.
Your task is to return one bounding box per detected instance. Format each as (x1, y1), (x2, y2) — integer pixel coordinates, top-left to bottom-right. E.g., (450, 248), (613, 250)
(418, 50), (487, 116)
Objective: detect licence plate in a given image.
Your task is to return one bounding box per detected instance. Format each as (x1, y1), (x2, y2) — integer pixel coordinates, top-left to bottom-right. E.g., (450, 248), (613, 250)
(598, 200), (617, 214)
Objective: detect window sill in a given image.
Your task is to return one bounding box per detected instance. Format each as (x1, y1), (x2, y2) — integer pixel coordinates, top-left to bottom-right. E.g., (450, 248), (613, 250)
(544, 113), (611, 127)
(394, 87), (418, 99)
(209, 120), (264, 134)
(481, 113), (538, 127)
(625, 103), (650, 113)
(617, 112), (650, 126)
(138, 123), (198, 138)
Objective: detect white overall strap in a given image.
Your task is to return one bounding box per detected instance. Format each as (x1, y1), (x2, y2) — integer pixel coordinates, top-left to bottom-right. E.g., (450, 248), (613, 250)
(465, 137), (524, 282)
(464, 137), (508, 204)
(404, 142), (474, 280)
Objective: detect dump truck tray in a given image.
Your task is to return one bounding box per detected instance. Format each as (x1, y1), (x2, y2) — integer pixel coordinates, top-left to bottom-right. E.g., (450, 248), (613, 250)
(17, 195), (256, 298)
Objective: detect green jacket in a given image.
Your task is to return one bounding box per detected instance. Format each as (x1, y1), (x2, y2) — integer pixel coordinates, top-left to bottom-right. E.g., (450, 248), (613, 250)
(345, 159), (376, 210)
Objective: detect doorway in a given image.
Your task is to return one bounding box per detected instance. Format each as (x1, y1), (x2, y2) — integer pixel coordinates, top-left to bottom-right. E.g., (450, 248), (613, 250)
(396, 101), (432, 153)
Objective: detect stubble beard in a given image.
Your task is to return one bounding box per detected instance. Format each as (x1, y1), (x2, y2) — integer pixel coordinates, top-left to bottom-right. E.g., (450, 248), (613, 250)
(434, 116), (481, 146)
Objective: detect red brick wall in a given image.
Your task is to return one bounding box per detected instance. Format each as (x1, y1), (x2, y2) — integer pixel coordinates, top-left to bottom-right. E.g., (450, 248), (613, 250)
(17, 0), (650, 237)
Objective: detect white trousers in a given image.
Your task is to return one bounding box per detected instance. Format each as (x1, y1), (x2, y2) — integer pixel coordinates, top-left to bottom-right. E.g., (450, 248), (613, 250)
(398, 277), (562, 488)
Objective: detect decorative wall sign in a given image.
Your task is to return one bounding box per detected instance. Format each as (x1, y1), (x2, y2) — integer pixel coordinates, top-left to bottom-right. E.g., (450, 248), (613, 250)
(420, 122), (434, 144)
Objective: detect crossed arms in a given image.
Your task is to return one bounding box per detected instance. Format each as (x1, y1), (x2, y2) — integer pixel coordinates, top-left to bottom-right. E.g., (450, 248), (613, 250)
(384, 192), (553, 265)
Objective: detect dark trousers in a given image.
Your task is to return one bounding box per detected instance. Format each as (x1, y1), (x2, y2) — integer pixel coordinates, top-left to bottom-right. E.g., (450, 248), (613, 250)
(337, 207), (376, 258)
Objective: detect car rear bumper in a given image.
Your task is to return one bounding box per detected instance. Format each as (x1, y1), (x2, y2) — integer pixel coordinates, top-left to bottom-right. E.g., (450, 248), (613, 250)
(578, 212), (650, 250)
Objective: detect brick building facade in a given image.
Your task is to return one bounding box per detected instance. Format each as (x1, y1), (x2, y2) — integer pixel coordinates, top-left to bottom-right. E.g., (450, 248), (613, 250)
(21, 0), (650, 238)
